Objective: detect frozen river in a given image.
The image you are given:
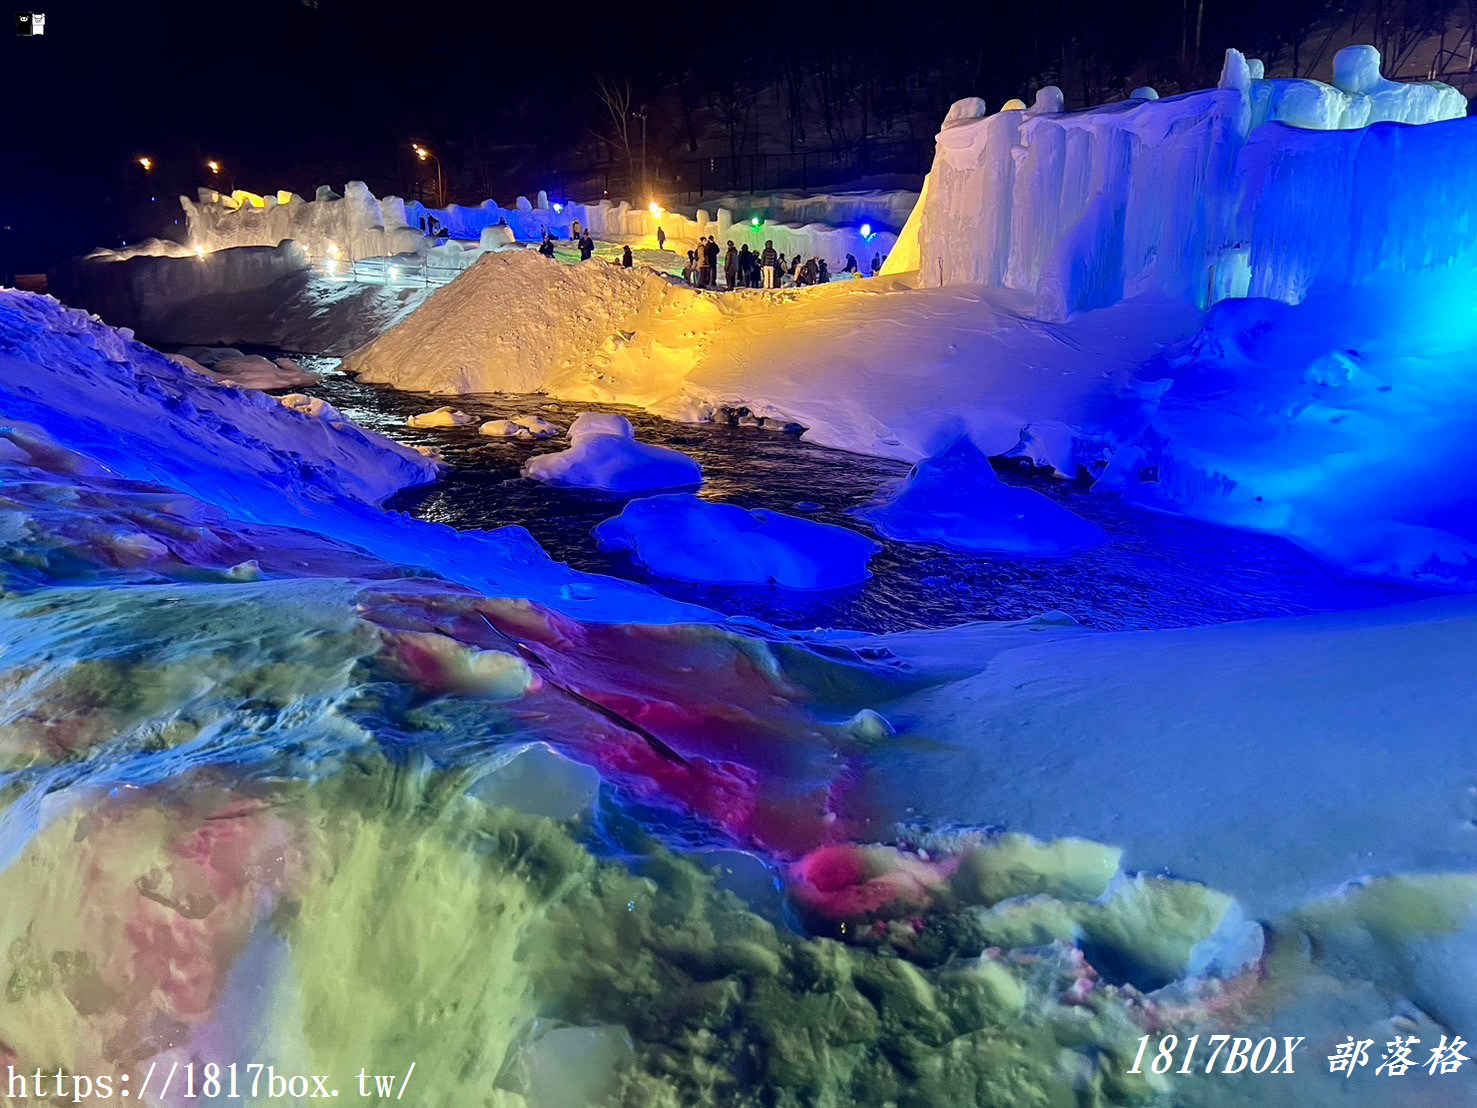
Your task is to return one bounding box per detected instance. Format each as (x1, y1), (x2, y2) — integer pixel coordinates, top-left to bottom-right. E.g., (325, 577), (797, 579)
(301, 362), (1434, 633)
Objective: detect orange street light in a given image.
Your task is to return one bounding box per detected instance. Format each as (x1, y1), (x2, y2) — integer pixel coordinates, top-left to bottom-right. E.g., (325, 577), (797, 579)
(410, 143), (444, 208)
(138, 156), (153, 171)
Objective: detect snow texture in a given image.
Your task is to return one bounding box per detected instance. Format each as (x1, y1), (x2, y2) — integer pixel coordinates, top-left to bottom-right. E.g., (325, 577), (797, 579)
(859, 437), (1107, 555)
(594, 493), (881, 588)
(524, 413), (702, 492)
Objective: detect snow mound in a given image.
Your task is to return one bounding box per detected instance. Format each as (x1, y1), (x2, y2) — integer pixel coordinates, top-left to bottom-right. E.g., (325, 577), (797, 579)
(859, 437), (1107, 555)
(407, 406), (475, 428)
(524, 413), (701, 492)
(343, 250), (720, 395)
(594, 493), (880, 588)
(479, 415), (562, 439)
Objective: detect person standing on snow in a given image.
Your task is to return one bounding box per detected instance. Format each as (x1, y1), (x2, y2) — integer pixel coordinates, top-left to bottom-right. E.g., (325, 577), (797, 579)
(620, 245), (633, 268)
(871, 252), (883, 276)
(818, 258), (831, 283)
(724, 240), (738, 289)
(697, 236), (713, 287)
(684, 249), (698, 283)
(737, 244), (753, 288)
(656, 226), (666, 252)
(571, 218), (582, 241)
(760, 240), (778, 289)
(578, 231), (595, 260)
(704, 236), (720, 287)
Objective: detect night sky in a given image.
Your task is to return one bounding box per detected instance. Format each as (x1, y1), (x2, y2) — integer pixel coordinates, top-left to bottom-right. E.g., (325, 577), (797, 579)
(4, 0), (1370, 276)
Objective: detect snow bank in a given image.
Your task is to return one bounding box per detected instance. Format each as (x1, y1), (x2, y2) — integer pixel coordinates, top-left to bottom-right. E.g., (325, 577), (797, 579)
(595, 493), (880, 588)
(859, 437), (1107, 555)
(1101, 272), (1477, 588)
(909, 45), (1468, 316)
(524, 412), (701, 492)
(859, 595), (1477, 920)
(0, 289), (707, 623)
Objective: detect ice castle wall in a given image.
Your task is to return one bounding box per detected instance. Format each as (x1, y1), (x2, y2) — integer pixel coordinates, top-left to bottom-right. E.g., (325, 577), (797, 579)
(908, 45), (1470, 317)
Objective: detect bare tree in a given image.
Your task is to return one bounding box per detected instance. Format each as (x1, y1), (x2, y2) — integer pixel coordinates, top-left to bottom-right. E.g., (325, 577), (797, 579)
(592, 75), (637, 191)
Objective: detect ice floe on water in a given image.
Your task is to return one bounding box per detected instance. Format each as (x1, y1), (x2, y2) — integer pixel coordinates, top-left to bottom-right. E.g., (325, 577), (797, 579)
(595, 493), (880, 588)
(524, 412), (702, 492)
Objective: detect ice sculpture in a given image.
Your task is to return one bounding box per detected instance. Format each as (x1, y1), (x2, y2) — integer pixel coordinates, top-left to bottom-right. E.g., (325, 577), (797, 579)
(901, 45), (1470, 317)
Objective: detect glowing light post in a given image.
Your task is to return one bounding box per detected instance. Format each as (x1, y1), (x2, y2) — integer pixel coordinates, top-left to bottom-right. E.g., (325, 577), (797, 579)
(206, 159), (234, 193)
(325, 241), (342, 277)
(412, 144), (444, 208)
(137, 156), (153, 172)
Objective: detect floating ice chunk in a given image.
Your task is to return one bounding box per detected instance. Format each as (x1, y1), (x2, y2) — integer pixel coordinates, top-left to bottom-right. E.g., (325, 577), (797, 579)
(858, 437), (1107, 556)
(570, 412), (635, 440)
(525, 414), (701, 492)
(501, 1021), (634, 1108)
(471, 742), (601, 820)
(594, 493), (879, 588)
(478, 415), (562, 439)
(407, 406), (475, 428)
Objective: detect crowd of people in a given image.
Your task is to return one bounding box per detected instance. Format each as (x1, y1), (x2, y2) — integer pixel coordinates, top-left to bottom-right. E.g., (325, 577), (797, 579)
(535, 224), (886, 290)
(680, 236), (885, 290)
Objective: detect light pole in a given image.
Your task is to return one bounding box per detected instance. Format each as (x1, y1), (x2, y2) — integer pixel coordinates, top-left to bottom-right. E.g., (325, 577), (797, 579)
(206, 159), (234, 193)
(633, 108), (649, 200)
(412, 144), (444, 208)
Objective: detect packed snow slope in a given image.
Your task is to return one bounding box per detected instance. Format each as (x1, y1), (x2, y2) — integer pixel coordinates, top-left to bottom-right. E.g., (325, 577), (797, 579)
(3, 281), (1477, 1107)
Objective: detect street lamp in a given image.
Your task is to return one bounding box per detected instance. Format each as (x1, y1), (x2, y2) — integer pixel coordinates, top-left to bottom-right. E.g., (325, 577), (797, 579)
(633, 107), (648, 200)
(411, 143), (444, 208)
(138, 156), (153, 171)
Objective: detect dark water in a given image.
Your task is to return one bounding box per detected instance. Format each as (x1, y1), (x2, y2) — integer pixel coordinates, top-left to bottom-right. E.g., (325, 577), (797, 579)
(297, 363), (1435, 634)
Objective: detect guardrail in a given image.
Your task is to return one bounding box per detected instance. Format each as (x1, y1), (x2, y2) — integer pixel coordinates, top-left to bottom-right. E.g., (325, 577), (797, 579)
(307, 251), (469, 288)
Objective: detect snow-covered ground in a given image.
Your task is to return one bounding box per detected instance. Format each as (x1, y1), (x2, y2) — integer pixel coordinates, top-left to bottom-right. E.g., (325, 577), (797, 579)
(6, 240), (1477, 1105)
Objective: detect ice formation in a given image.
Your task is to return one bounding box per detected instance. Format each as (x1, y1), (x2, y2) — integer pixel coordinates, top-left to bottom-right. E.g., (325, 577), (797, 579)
(50, 240), (425, 354)
(479, 415), (563, 438)
(859, 437), (1108, 555)
(594, 493), (881, 588)
(523, 413), (702, 492)
(407, 405), (476, 428)
(175, 345), (318, 389)
(902, 45), (1469, 316)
